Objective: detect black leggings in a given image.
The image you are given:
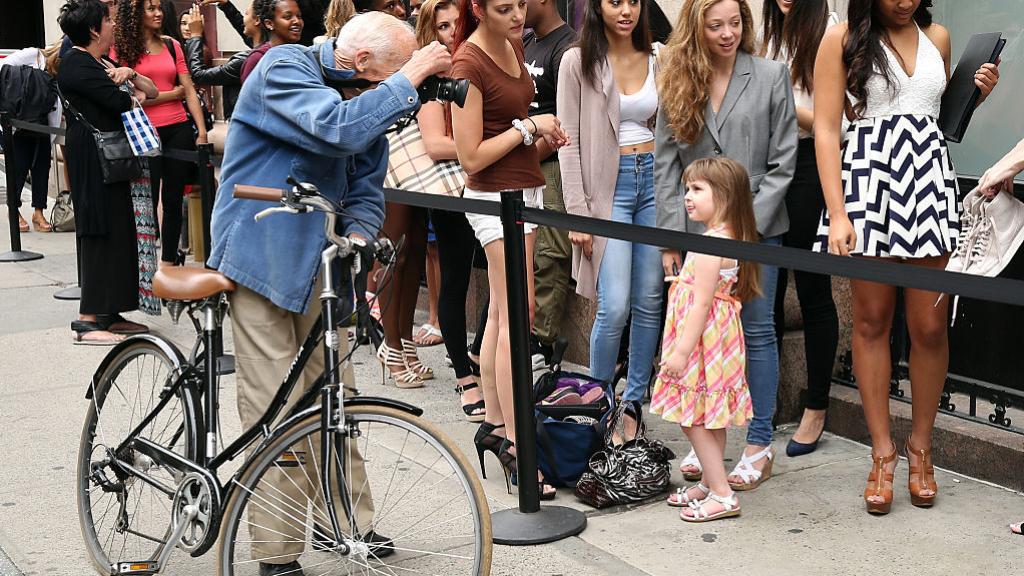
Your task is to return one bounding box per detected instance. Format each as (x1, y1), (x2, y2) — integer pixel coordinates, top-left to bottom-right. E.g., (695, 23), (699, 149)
(2, 132), (51, 210)
(774, 138), (839, 411)
(148, 121), (195, 263)
(432, 208), (487, 379)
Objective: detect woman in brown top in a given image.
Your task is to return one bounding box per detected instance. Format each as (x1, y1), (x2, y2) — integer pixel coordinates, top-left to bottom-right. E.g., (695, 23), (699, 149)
(451, 0), (568, 499)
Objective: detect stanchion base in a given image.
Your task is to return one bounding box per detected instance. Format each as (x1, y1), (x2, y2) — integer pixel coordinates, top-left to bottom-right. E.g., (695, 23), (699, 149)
(0, 250), (43, 262)
(491, 506), (587, 546)
(54, 285), (82, 300)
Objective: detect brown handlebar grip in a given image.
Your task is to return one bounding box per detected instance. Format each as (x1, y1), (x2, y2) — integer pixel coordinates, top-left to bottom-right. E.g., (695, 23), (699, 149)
(233, 185), (285, 201)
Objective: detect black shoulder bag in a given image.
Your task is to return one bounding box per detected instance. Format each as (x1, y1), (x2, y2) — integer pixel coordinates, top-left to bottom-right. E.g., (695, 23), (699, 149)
(59, 88), (141, 184)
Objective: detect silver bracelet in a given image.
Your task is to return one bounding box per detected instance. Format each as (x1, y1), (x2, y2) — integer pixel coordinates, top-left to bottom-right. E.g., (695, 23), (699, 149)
(512, 119), (534, 146)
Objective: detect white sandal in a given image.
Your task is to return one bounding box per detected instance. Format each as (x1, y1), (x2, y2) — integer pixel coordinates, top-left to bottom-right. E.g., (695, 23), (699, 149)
(666, 483), (709, 508)
(679, 448), (703, 481)
(414, 323), (444, 346)
(728, 446), (774, 491)
(680, 491), (741, 522)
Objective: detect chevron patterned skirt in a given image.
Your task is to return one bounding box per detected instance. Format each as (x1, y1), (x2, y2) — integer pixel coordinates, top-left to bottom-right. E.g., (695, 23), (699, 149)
(813, 114), (959, 258)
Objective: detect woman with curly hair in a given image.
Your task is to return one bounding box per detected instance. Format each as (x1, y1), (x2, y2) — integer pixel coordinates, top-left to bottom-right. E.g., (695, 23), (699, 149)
(113, 0), (208, 267)
(240, 0), (304, 82)
(654, 0), (796, 494)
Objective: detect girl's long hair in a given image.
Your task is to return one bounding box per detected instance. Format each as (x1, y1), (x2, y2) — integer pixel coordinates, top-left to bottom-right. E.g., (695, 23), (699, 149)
(114, 0), (148, 68)
(324, 0), (356, 36)
(451, 0), (480, 50)
(576, 0), (652, 89)
(845, 0), (933, 118)
(416, 0), (455, 48)
(761, 0), (828, 93)
(658, 0), (754, 144)
(161, 0), (184, 43)
(683, 157), (762, 302)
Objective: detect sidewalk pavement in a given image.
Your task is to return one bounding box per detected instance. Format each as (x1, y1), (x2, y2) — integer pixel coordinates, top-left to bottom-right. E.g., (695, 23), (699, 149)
(0, 216), (1022, 576)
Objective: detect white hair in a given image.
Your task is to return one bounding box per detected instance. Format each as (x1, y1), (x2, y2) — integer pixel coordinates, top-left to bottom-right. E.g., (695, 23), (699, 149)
(335, 12), (415, 65)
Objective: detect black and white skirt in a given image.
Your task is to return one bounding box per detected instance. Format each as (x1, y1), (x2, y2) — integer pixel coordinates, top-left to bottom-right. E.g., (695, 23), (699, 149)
(814, 114), (959, 258)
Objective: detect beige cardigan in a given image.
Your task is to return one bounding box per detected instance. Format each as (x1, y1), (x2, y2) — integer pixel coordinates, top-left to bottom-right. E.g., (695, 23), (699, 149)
(556, 45), (662, 302)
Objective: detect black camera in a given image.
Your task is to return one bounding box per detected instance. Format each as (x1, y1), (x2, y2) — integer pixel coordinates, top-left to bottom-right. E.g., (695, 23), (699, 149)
(417, 75), (470, 108)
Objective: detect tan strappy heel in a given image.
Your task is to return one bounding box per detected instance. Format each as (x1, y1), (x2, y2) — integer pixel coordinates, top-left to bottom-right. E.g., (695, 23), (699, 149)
(376, 342), (424, 388)
(906, 438), (937, 507)
(865, 441), (898, 515)
(401, 338), (434, 380)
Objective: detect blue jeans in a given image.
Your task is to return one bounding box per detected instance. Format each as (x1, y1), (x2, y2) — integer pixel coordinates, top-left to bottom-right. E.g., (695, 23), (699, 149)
(742, 236), (782, 446)
(590, 153), (663, 403)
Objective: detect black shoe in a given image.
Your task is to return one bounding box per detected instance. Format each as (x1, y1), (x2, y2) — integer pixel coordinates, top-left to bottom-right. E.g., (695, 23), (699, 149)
(312, 526), (396, 559)
(785, 412), (828, 458)
(259, 560), (304, 576)
(530, 335), (553, 371)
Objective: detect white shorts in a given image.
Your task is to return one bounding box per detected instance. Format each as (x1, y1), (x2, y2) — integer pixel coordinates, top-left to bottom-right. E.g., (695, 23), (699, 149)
(463, 186), (544, 247)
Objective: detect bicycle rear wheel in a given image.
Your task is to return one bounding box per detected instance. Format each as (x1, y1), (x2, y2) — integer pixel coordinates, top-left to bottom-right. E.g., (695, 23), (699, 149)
(77, 339), (200, 574)
(218, 404), (492, 575)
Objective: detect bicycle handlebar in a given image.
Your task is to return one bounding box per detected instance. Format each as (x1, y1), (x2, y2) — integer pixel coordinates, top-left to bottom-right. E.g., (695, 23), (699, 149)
(233, 185), (285, 202)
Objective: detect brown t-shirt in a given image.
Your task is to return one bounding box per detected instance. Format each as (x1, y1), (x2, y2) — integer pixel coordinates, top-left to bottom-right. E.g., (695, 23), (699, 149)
(451, 39), (545, 192)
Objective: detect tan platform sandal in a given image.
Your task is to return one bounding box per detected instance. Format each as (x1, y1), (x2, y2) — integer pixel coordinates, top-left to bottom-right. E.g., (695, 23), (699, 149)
(906, 438), (937, 508)
(865, 441), (898, 515)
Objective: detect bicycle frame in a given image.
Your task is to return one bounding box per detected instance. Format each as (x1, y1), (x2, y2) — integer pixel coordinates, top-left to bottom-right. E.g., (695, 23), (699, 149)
(88, 190), (415, 565)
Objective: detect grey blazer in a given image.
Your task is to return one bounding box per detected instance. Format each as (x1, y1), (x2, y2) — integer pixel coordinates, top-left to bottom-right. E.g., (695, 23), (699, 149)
(654, 51), (798, 239)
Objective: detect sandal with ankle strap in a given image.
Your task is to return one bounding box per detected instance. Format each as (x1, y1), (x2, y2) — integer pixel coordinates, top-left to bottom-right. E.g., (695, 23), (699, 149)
(456, 380), (485, 422)
(679, 448), (703, 481)
(401, 338), (434, 380)
(666, 483), (709, 508)
(905, 438), (937, 507)
(499, 439), (556, 500)
(376, 342), (424, 389)
(865, 441), (898, 515)
(680, 491), (741, 523)
(728, 446), (774, 491)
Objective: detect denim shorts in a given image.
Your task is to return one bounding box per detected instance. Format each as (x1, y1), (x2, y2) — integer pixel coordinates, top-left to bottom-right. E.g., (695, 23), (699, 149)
(462, 185), (544, 247)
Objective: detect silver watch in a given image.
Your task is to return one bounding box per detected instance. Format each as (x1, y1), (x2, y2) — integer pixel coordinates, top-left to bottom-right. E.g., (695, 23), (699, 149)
(512, 119), (534, 146)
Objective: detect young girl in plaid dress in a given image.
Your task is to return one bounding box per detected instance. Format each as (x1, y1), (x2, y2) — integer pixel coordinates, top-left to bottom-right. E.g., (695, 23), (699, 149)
(650, 157), (761, 522)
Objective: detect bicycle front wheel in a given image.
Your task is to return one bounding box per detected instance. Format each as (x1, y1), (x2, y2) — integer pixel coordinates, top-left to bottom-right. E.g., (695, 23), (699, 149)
(218, 404), (492, 575)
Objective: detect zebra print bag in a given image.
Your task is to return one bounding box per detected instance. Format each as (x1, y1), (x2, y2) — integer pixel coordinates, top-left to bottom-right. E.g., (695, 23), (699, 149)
(574, 402), (675, 509)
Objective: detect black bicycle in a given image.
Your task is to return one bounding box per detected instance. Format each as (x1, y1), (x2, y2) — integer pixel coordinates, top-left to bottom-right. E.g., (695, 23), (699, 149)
(76, 180), (492, 575)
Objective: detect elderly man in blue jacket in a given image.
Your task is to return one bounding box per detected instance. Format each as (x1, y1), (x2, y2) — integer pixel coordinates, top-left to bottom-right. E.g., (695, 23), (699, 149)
(208, 12), (451, 576)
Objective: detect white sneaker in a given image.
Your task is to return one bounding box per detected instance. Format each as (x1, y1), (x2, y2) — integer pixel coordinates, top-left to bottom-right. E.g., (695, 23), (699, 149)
(948, 189), (1024, 278)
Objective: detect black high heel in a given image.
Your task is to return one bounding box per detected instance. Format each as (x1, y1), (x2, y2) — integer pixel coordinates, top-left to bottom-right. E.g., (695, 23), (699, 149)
(473, 422), (505, 480)
(498, 439), (556, 500)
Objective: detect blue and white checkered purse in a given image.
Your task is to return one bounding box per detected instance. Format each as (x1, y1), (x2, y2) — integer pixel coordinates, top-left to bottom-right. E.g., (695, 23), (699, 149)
(121, 101), (161, 157)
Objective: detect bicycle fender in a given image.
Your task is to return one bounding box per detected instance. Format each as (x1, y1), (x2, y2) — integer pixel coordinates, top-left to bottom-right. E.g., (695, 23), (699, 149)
(346, 396), (424, 417)
(86, 334), (190, 399)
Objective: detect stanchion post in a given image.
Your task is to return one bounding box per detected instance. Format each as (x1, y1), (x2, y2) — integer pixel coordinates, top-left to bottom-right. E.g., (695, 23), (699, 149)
(0, 112), (44, 263)
(196, 142), (215, 261)
(489, 189), (586, 545)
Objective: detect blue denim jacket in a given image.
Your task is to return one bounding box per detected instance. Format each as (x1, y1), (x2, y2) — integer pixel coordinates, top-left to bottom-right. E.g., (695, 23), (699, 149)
(208, 41), (419, 313)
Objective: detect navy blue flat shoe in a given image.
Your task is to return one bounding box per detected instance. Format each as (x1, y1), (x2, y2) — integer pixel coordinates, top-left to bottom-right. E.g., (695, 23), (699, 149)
(785, 435), (822, 457)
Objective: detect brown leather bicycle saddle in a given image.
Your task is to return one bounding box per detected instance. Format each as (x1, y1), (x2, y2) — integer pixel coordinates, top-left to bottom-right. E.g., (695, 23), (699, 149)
(153, 267), (236, 301)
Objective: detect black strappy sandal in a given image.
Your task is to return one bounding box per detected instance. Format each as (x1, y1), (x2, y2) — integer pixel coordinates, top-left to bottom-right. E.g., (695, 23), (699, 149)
(499, 439), (556, 500)
(456, 380), (486, 422)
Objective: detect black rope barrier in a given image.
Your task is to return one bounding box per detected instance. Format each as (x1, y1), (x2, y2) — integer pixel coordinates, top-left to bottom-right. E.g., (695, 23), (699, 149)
(384, 188), (1024, 307)
(0, 115), (223, 268)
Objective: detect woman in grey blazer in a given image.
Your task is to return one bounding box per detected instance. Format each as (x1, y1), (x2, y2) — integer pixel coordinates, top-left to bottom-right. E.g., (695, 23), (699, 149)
(654, 0), (796, 490)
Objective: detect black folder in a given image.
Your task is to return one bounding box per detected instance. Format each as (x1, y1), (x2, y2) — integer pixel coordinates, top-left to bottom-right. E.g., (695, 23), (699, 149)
(939, 32), (1005, 143)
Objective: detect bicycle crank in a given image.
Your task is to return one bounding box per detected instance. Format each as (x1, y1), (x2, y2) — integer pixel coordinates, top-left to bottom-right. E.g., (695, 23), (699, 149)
(109, 501), (197, 576)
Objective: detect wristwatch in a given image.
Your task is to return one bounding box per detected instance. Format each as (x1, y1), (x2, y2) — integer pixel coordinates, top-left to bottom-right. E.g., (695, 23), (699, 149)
(512, 119), (534, 146)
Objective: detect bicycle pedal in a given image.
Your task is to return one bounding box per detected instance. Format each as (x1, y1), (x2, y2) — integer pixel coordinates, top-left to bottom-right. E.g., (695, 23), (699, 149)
(111, 560), (160, 575)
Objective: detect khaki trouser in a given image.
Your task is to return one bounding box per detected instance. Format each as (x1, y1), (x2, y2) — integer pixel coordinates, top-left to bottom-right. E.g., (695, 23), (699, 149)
(533, 158), (574, 345)
(231, 279), (375, 564)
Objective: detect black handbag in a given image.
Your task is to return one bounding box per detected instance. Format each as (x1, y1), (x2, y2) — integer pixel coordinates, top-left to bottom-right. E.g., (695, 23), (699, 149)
(59, 90), (141, 184)
(574, 402), (675, 509)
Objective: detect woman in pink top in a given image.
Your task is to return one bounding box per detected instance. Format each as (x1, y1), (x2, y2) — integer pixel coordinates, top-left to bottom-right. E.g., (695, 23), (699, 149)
(114, 0), (208, 266)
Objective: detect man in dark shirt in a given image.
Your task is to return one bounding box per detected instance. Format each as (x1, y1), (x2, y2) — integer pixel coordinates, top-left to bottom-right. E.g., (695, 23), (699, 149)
(524, 0), (575, 368)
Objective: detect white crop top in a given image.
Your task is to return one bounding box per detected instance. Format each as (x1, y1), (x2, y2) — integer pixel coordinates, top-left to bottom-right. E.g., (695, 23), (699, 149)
(618, 55), (658, 147)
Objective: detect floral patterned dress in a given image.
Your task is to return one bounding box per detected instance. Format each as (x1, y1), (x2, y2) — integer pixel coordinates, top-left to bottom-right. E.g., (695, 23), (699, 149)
(649, 249), (752, 429)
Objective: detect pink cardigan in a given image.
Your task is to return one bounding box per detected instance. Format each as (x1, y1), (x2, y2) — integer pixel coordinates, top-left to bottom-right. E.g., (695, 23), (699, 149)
(556, 45), (661, 301)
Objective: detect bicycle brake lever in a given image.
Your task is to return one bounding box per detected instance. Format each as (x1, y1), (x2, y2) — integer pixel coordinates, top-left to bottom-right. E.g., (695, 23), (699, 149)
(254, 206), (302, 222)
